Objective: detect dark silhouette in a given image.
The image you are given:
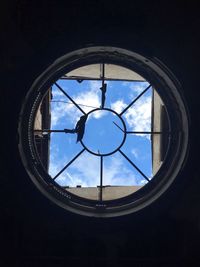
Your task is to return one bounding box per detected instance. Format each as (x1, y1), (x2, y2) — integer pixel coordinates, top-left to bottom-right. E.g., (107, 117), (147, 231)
(60, 115), (88, 142)
(100, 83), (107, 108)
(75, 114), (88, 142)
(64, 129), (76, 133)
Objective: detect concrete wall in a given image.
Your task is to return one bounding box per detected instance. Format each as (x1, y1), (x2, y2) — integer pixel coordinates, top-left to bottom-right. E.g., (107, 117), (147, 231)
(152, 89), (164, 175)
(67, 186), (142, 200)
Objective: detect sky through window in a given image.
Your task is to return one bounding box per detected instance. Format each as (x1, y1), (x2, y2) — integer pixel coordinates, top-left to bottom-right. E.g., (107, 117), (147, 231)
(49, 79), (152, 188)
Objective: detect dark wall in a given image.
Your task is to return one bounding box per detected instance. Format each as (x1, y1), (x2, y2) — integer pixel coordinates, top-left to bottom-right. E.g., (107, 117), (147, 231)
(1, 1), (200, 266)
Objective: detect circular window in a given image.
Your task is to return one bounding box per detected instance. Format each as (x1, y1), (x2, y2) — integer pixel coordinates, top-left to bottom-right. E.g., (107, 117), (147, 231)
(81, 108), (126, 156)
(18, 47), (189, 217)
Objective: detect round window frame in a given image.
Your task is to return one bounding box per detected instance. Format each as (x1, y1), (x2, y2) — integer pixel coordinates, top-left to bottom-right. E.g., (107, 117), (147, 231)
(18, 46), (189, 217)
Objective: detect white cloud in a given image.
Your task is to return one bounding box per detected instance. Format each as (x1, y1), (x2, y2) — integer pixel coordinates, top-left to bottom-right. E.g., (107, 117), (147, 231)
(103, 154), (137, 186)
(130, 82), (149, 95)
(140, 179), (148, 185)
(49, 149), (90, 187)
(131, 148), (139, 159)
(111, 100), (127, 113)
(111, 95), (152, 139)
(51, 90), (65, 98)
(51, 81), (103, 128)
(124, 96), (151, 134)
(49, 150), (139, 187)
(88, 80), (101, 91)
(122, 81), (129, 87)
(74, 81), (101, 114)
(69, 152), (100, 186)
(49, 151), (99, 187)
(122, 81), (150, 95)
(51, 101), (81, 128)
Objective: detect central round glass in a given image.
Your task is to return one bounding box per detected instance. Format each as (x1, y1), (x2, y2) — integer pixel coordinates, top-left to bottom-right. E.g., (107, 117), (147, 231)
(81, 109), (126, 156)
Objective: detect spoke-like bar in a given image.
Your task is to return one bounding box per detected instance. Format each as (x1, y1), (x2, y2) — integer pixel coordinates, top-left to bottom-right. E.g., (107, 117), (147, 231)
(113, 122), (171, 135)
(126, 131), (170, 134)
(120, 84), (152, 116)
(119, 150), (150, 182)
(34, 129), (66, 133)
(55, 82), (86, 115)
(61, 76), (146, 82)
(113, 121), (125, 132)
(34, 129), (76, 133)
(99, 156), (103, 201)
(51, 100), (98, 109)
(53, 148), (85, 180)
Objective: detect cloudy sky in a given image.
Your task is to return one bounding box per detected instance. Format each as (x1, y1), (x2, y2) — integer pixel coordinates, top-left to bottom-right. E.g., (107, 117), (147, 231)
(48, 78), (152, 188)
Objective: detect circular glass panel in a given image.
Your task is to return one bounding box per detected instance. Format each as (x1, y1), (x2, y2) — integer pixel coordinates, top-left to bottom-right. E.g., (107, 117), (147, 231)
(81, 109), (126, 156)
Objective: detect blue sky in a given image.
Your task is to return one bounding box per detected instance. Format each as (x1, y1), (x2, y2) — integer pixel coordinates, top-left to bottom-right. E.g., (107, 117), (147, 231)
(48, 79), (152, 188)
